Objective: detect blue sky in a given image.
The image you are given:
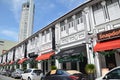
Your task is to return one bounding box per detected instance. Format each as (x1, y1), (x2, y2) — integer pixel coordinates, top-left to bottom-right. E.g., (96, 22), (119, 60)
(0, 0), (86, 42)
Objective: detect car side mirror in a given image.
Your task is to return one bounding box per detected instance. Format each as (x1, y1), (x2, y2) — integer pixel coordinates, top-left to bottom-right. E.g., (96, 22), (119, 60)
(103, 75), (109, 80)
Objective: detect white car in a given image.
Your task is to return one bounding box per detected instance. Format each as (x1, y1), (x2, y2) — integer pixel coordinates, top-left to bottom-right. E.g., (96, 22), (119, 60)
(96, 66), (120, 80)
(21, 69), (43, 80)
(11, 69), (24, 78)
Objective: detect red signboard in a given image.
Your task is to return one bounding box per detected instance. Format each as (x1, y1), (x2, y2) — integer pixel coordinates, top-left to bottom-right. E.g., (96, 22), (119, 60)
(97, 28), (120, 42)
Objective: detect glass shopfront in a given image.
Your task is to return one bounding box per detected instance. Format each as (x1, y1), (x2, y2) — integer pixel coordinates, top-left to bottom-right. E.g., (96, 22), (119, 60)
(56, 44), (88, 73)
(94, 27), (120, 71)
(98, 50), (120, 70)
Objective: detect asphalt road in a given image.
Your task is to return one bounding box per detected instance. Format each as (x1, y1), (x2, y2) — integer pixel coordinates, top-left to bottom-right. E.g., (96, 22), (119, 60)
(0, 75), (20, 80)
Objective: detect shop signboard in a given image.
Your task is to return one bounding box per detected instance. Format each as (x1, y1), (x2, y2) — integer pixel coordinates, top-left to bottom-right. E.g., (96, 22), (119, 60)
(97, 27), (120, 42)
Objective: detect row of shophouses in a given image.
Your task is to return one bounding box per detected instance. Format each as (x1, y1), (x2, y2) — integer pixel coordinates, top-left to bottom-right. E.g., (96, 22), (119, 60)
(1, 0), (120, 77)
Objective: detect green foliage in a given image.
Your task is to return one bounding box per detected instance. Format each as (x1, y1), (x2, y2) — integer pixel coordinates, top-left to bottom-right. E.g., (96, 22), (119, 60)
(51, 65), (57, 70)
(85, 64), (95, 74)
(99, 50), (116, 56)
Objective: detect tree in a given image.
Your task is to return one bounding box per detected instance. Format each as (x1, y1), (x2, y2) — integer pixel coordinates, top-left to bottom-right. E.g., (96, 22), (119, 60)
(85, 64), (96, 80)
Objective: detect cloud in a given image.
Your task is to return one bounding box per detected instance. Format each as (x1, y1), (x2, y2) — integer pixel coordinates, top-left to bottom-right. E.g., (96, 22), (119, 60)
(0, 30), (18, 41)
(10, 0), (26, 23)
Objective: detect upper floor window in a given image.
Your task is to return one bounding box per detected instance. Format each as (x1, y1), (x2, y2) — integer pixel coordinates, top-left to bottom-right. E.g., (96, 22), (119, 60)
(42, 32), (45, 42)
(46, 29), (51, 41)
(46, 29), (50, 34)
(60, 21), (66, 31)
(92, 3), (102, 11)
(30, 38), (35, 45)
(76, 12), (83, 25)
(61, 25), (66, 31)
(106, 0), (118, 5)
(67, 17), (74, 28)
(27, 4), (29, 8)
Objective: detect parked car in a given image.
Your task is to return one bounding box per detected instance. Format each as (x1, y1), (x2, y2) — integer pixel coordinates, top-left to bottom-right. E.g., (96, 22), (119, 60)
(11, 69), (24, 78)
(6, 69), (14, 77)
(41, 69), (87, 80)
(96, 66), (120, 80)
(0, 69), (7, 75)
(21, 68), (43, 80)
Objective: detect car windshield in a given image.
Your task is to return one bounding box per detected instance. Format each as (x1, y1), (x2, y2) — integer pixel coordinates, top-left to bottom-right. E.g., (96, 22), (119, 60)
(33, 70), (42, 75)
(16, 69), (23, 72)
(56, 70), (70, 75)
(66, 70), (81, 75)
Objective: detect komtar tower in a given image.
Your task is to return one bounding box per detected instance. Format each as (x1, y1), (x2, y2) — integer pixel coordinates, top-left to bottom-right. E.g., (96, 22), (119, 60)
(19, 0), (34, 42)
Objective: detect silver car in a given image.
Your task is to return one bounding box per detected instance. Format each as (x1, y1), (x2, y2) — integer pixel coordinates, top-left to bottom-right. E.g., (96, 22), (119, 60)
(11, 69), (24, 78)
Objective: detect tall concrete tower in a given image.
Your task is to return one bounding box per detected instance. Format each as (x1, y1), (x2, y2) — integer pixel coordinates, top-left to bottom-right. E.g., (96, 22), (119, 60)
(18, 0), (34, 42)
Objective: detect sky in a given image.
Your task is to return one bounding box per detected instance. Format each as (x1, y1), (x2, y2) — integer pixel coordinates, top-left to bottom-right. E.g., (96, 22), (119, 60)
(0, 0), (86, 42)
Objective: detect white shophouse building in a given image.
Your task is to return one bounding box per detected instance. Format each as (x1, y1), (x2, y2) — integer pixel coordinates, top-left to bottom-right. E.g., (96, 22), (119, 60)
(1, 0), (120, 78)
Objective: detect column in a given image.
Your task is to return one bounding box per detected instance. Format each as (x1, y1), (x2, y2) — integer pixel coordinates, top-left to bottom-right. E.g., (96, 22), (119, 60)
(20, 64), (22, 69)
(55, 59), (61, 69)
(38, 62), (41, 69)
(65, 19), (69, 34)
(27, 63), (30, 69)
(95, 52), (101, 77)
(101, 1), (109, 21)
(83, 7), (95, 64)
(14, 65), (16, 69)
(72, 15), (77, 30)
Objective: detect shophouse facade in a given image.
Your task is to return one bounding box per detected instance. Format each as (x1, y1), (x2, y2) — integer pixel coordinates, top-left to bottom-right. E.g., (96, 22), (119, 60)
(93, 0), (120, 77)
(1, 0), (120, 78)
(54, 6), (94, 75)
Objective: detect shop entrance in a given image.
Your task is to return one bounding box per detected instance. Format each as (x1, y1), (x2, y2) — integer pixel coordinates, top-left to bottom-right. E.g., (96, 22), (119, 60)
(61, 62), (77, 70)
(79, 57), (87, 74)
(99, 50), (117, 70)
(41, 61), (48, 74)
(105, 53), (116, 70)
(71, 62), (77, 70)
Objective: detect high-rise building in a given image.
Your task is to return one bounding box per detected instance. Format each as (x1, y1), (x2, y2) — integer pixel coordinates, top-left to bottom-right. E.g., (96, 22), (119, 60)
(19, 0), (34, 42)
(0, 39), (17, 54)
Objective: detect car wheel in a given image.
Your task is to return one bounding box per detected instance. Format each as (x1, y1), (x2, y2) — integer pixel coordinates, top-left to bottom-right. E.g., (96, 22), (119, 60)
(41, 77), (44, 80)
(21, 77), (24, 80)
(28, 77), (31, 80)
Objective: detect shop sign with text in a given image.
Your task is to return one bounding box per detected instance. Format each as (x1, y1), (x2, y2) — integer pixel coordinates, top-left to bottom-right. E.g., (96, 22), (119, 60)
(97, 27), (120, 42)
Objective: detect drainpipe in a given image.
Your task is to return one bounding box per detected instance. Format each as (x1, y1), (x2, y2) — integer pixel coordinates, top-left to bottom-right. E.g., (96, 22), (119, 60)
(83, 7), (94, 64)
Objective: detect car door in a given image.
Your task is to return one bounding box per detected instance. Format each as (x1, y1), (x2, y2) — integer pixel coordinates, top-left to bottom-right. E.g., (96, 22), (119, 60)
(48, 69), (68, 80)
(44, 71), (53, 80)
(32, 70), (43, 80)
(44, 71), (58, 80)
(103, 68), (120, 80)
(22, 69), (32, 80)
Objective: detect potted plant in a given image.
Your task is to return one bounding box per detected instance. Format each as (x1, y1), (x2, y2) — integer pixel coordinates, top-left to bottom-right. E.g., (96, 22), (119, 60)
(85, 64), (96, 80)
(51, 65), (57, 70)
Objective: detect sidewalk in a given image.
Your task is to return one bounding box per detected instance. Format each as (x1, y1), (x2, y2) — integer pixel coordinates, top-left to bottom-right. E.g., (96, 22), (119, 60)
(0, 75), (20, 80)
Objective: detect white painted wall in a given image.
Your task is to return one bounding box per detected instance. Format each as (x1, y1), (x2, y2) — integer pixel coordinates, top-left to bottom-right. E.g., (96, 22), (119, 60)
(94, 7), (105, 25)
(2, 55), (6, 63)
(8, 50), (13, 62)
(15, 47), (21, 61)
(107, 1), (120, 20)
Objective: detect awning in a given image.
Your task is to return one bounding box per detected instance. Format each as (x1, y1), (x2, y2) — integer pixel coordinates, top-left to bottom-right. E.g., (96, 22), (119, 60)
(36, 51), (55, 61)
(9, 61), (14, 65)
(18, 58), (28, 64)
(94, 39), (120, 52)
(55, 45), (86, 58)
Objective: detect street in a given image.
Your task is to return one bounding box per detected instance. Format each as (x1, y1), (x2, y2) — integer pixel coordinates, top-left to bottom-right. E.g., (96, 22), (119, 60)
(0, 75), (20, 80)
